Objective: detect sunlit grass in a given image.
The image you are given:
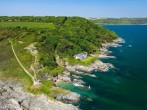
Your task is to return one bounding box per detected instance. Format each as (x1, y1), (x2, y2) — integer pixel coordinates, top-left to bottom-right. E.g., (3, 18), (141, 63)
(81, 56), (98, 66)
(67, 56), (98, 66)
(0, 22), (56, 30)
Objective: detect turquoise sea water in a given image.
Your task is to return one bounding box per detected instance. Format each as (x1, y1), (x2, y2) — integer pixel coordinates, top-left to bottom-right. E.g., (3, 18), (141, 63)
(59, 25), (147, 110)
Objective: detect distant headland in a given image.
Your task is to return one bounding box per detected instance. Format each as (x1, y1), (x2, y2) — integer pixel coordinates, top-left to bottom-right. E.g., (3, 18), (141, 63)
(88, 17), (147, 25)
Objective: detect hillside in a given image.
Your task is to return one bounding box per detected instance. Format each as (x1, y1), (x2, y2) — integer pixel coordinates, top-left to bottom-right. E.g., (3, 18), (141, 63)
(0, 16), (118, 96)
(89, 18), (147, 25)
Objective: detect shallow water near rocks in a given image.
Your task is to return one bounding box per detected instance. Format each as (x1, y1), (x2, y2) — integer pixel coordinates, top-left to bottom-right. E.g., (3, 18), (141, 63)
(58, 25), (147, 110)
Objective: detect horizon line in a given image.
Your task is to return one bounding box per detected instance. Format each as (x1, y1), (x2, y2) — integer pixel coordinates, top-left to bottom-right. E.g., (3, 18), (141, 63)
(0, 16), (147, 19)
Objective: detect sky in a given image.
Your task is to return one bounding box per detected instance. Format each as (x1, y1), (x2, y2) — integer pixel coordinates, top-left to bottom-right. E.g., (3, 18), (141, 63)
(0, 0), (147, 18)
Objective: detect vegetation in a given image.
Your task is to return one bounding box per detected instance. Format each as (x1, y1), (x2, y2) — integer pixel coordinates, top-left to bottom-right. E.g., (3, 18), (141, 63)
(0, 22), (55, 29)
(81, 56), (97, 66)
(90, 18), (147, 25)
(29, 80), (53, 96)
(67, 56), (97, 66)
(0, 16), (118, 96)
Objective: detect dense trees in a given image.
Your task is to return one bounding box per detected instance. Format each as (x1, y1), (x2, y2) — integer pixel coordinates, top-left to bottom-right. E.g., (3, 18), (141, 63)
(0, 16), (118, 69)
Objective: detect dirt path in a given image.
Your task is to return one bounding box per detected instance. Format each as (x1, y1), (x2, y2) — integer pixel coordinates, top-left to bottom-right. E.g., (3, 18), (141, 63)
(8, 39), (38, 85)
(24, 43), (39, 80)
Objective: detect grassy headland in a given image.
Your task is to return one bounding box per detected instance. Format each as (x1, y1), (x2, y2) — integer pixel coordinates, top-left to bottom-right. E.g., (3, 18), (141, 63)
(89, 18), (147, 25)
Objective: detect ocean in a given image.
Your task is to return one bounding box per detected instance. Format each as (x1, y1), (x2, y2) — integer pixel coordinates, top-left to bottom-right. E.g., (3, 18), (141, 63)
(58, 25), (147, 110)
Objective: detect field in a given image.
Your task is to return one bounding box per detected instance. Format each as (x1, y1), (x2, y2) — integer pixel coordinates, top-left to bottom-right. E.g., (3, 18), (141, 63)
(0, 22), (56, 30)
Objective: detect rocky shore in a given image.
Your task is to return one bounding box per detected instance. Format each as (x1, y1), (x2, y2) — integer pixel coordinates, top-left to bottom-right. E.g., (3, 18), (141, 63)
(0, 38), (125, 110)
(65, 38), (125, 73)
(55, 38), (125, 88)
(0, 79), (79, 110)
(56, 60), (113, 87)
(66, 60), (114, 73)
(92, 38), (125, 59)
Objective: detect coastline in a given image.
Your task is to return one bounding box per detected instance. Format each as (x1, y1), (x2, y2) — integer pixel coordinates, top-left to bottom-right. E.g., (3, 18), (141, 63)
(65, 37), (125, 73)
(0, 37), (125, 110)
(55, 38), (125, 88)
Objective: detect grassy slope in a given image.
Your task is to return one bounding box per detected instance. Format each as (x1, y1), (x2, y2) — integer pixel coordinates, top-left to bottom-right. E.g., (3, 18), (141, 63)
(0, 39), (33, 89)
(0, 33), (67, 98)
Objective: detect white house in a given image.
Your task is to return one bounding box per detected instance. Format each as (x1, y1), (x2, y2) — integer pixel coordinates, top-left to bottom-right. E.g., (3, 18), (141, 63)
(74, 52), (87, 60)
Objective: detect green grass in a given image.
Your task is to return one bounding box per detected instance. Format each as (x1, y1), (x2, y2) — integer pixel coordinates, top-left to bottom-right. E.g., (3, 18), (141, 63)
(67, 57), (81, 65)
(29, 80), (53, 95)
(0, 38), (36, 86)
(50, 66), (65, 76)
(67, 56), (98, 66)
(13, 40), (34, 69)
(0, 39), (62, 98)
(0, 22), (56, 30)
(81, 56), (97, 66)
(0, 39), (33, 89)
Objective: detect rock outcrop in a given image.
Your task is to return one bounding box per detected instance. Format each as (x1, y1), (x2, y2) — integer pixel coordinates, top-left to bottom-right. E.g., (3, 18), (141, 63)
(66, 60), (114, 73)
(55, 92), (80, 103)
(0, 79), (79, 110)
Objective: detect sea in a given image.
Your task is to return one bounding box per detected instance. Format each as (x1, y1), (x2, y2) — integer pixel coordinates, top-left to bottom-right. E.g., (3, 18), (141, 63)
(58, 25), (147, 110)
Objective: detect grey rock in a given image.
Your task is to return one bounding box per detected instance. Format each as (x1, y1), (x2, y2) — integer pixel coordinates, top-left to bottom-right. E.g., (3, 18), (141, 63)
(55, 92), (80, 103)
(0, 79), (79, 110)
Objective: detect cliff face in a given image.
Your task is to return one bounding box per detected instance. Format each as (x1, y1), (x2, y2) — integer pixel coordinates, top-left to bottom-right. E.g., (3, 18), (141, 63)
(0, 79), (78, 110)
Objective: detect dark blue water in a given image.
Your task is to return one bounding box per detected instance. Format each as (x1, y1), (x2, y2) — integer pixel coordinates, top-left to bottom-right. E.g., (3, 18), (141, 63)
(59, 25), (147, 110)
